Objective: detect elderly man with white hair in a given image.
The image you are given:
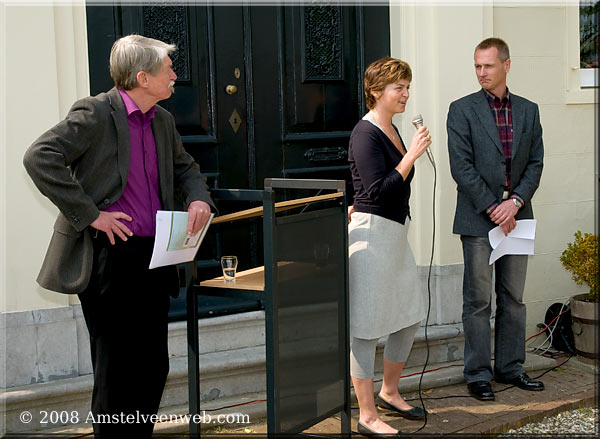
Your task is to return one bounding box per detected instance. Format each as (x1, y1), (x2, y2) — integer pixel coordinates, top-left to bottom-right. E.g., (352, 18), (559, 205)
(24, 34), (215, 437)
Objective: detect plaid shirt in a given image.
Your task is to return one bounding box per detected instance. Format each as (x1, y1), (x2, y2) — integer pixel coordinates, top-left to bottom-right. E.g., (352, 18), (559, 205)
(483, 88), (524, 214)
(484, 88), (513, 188)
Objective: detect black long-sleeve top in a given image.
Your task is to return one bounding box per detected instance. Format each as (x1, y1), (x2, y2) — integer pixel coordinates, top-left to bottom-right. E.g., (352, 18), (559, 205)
(348, 119), (414, 225)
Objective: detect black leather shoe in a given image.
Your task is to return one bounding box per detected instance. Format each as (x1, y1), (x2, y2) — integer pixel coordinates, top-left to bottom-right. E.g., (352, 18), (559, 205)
(357, 422), (402, 437)
(495, 373), (544, 391)
(375, 395), (427, 420)
(467, 380), (495, 401)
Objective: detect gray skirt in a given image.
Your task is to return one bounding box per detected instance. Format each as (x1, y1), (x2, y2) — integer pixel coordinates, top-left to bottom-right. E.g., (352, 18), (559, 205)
(348, 212), (425, 339)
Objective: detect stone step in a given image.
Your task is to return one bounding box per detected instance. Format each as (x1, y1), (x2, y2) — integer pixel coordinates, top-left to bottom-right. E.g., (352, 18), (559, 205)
(167, 311), (266, 358)
(163, 322), (467, 407)
(1, 320), (464, 434)
(24, 352), (556, 436)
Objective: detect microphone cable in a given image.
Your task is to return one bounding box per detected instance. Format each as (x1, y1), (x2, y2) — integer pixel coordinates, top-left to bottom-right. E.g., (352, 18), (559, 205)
(402, 353), (574, 403)
(410, 146), (437, 434)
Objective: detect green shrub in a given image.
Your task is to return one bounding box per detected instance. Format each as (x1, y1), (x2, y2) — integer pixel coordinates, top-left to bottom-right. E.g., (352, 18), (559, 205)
(560, 231), (599, 302)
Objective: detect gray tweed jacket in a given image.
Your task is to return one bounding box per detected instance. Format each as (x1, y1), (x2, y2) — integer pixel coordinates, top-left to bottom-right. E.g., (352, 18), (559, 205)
(447, 89), (544, 237)
(23, 87), (215, 294)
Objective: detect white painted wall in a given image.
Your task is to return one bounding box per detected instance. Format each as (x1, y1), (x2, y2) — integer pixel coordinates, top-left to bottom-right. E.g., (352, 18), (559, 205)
(2, 2), (89, 313)
(1, 2), (7, 315)
(494, 4), (595, 335)
(390, 2), (594, 337)
(2, 2), (594, 342)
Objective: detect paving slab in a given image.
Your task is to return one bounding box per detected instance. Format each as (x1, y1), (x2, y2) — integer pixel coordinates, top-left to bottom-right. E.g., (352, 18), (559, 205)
(215, 356), (597, 438)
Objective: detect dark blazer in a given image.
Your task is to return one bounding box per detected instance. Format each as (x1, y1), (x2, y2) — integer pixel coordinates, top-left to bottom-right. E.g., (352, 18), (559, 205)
(447, 89), (544, 237)
(23, 87), (215, 294)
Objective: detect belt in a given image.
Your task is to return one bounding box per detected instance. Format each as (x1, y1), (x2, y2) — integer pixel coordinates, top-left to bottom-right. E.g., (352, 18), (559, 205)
(502, 190), (510, 200)
(92, 230), (154, 251)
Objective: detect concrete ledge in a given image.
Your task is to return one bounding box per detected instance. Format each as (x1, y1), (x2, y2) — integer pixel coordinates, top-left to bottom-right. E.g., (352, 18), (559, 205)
(158, 352), (559, 435)
(4, 349), (560, 436)
(568, 356), (600, 374)
(0, 375), (92, 434)
(0, 343), (268, 434)
(1, 321), (465, 434)
(0, 307), (80, 388)
(168, 311), (266, 358)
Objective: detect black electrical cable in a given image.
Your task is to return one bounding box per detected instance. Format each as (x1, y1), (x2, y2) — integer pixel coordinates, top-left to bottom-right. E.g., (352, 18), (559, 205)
(193, 149), (574, 434)
(396, 147), (573, 428)
(403, 355), (574, 402)
(408, 152), (437, 435)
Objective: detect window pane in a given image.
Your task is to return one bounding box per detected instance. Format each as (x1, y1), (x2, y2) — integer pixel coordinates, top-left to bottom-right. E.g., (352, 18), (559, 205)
(580, 1), (599, 68)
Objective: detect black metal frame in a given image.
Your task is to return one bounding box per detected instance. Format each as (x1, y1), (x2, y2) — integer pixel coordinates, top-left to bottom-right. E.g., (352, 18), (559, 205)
(185, 178), (350, 436)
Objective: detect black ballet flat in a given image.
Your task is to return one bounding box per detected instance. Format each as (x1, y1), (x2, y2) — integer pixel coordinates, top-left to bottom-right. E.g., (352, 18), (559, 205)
(357, 421), (402, 437)
(375, 395), (427, 420)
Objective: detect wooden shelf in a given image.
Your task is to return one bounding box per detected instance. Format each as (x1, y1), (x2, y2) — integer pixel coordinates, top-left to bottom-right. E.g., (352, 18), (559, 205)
(199, 266), (265, 291)
(198, 261), (321, 292)
(211, 191), (343, 225)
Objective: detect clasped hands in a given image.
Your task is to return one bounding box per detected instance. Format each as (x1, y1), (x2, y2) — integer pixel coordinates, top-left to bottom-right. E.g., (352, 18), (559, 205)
(489, 200), (519, 236)
(90, 200), (212, 245)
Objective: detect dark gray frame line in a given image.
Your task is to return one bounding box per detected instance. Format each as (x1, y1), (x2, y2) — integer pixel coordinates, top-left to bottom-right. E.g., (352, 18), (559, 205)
(185, 178), (350, 436)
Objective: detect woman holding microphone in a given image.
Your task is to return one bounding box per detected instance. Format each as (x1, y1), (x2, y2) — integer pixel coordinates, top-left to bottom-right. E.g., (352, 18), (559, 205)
(348, 57), (431, 436)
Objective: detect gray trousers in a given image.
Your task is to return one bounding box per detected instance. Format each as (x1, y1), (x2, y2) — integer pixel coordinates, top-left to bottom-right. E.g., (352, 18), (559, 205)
(461, 236), (528, 384)
(350, 322), (420, 379)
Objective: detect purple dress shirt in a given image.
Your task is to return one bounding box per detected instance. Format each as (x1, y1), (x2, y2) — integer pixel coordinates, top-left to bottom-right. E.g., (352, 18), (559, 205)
(105, 89), (162, 236)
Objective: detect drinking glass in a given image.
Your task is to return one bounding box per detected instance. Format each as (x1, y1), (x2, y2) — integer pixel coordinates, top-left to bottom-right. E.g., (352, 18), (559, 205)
(221, 256), (238, 282)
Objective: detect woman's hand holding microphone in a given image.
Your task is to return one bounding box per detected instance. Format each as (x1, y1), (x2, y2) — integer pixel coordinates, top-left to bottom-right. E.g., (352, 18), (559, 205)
(409, 126), (432, 159)
(395, 126), (432, 179)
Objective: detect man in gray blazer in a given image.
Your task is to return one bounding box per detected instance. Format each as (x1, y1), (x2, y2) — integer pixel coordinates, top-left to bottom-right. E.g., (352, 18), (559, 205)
(447, 38), (544, 401)
(24, 35), (215, 437)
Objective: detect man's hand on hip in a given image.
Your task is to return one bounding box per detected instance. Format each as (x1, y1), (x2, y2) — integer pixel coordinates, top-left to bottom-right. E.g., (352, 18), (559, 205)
(187, 200), (212, 235)
(90, 211), (133, 245)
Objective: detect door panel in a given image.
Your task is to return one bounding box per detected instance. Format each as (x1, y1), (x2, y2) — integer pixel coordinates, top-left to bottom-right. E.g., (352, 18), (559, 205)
(86, 3), (390, 319)
(279, 6), (360, 187)
(211, 7), (248, 190)
(282, 6), (358, 134)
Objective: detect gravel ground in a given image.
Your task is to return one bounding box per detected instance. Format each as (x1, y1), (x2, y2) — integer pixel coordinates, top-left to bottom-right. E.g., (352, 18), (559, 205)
(504, 407), (598, 435)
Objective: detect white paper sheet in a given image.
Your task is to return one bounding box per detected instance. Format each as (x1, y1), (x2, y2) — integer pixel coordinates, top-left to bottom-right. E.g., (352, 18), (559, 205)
(149, 210), (214, 269)
(488, 219), (536, 265)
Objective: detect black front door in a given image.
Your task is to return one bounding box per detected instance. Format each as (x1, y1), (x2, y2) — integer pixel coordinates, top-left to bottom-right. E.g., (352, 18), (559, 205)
(86, 3), (390, 318)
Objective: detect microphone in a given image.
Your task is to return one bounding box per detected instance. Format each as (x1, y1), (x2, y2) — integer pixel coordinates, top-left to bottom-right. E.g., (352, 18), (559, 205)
(411, 113), (435, 166)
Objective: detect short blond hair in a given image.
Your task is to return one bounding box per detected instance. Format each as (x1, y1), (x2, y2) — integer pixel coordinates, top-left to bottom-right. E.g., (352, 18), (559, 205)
(364, 57), (412, 110)
(109, 34), (176, 90)
(475, 38), (510, 62)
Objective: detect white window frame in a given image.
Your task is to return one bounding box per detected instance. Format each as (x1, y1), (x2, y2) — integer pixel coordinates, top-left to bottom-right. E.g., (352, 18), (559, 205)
(579, 1), (598, 88)
(580, 68), (597, 87)
(566, 2), (596, 103)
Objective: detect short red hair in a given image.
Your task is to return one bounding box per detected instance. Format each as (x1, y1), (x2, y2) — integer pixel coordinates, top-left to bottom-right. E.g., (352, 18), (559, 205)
(364, 57), (412, 110)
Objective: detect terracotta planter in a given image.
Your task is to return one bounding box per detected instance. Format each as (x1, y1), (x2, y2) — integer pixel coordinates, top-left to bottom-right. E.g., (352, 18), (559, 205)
(570, 294), (599, 364)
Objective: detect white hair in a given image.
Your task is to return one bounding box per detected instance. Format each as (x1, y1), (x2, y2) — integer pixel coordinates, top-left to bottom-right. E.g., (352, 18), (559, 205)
(109, 34), (176, 90)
